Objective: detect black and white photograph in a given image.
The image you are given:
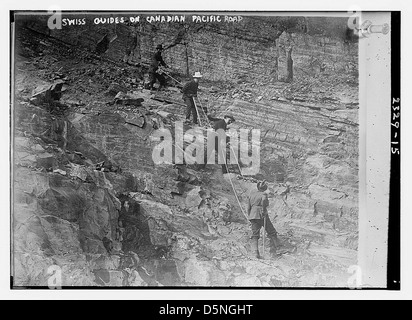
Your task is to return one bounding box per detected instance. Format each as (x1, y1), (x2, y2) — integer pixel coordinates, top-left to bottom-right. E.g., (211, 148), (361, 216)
(7, 6), (400, 295)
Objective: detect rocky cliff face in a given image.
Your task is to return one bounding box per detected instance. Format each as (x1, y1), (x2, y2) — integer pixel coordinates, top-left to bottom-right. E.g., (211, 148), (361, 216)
(12, 14), (358, 287)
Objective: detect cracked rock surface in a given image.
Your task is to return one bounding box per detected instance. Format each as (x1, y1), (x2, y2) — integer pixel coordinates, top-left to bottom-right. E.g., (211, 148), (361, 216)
(12, 17), (358, 287)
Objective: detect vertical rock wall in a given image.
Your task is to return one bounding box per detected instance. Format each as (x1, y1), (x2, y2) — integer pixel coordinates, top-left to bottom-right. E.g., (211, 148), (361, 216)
(21, 14), (357, 85)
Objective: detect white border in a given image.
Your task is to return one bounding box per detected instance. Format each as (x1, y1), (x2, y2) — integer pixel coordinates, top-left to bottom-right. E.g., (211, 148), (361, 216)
(1, 0), (410, 300)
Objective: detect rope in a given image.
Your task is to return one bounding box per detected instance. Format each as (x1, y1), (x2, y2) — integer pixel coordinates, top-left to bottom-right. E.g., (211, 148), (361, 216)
(159, 68), (183, 86)
(229, 145), (244, 179)
(220, 145), (249, 222)
(192, 97), (203, 127)
(226, 145), (249, 196)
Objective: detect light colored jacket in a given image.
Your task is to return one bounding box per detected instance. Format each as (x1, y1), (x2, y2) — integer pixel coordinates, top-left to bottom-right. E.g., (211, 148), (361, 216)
(246, 189), (269, 220)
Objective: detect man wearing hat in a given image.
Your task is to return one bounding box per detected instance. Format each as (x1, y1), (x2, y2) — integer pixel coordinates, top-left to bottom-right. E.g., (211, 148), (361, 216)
(181, 71), (203, 124)
(246, 180), (280, 259)
(148, 44), (168, 90)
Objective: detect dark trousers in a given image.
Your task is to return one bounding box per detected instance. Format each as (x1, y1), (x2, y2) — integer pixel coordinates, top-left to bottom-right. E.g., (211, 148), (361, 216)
(149, 71), (166, 88)
(250, 217), (277, 239)
(202, 135), (228, 172)
(184, 97), (197, 124)
(215, 136), (229, 173)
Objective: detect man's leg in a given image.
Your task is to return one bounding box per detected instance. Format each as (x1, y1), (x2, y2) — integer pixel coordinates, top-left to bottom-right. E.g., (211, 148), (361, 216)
(191, 101), (198, 124)
(184, 97), (193, 122)
(264, 216), (279, 256)
(214, 136), (227, 173)
(148, 69), (157, 90)
(250, 219), (263, 259)
(221, 164), (227, 174)
(157, 74), (166, 90)
(223, 141), (231, 173)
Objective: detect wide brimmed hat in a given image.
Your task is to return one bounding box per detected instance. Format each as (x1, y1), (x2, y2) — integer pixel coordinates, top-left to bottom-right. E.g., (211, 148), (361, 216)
(193, 71), (203, 78)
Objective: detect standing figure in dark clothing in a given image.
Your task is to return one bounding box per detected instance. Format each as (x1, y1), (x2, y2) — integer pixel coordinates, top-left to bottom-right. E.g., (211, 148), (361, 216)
(181, 71), (203, 124)
(148, 44), (168, 90)
(214, 115), (235, 173)
(246, 180), (280, 259)
(202, 115), (235, 173)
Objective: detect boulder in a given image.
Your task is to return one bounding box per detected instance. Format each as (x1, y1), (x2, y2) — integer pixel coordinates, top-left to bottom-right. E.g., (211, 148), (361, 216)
(15, 150), (37, 167)
(36, 153), (56, 170)
(147, 218), (173, 247)
(183, 258), (226, 286)
(39, 215), (81, 255)
(93, 269), (125, 286)
(185, 186), (203, 209)
(139, 200), (173, 247)
(13, 252), (55, 287)
(127, 270), (147, 286)
(125, 115), (145, 128)
(106, 82), (128, 96)
(30, 80), (64, 105)
(59, 262), (95, 286)
(53, 168), (67, 176)
(88, 254), (121, 271)
(114, 92), (144, 106)
(69, 163), (89, 181)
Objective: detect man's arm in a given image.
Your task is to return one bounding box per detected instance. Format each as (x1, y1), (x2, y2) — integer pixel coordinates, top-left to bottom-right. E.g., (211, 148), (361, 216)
(159, 55), (168, 68)
(155, 51), (168, 68)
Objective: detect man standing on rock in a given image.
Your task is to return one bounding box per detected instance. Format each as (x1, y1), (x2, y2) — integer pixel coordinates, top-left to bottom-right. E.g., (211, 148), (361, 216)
(246, 180), (280, 259)
(148, 44), (168, 91)
(182, 71), (203, 125)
